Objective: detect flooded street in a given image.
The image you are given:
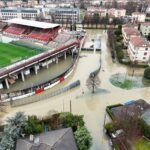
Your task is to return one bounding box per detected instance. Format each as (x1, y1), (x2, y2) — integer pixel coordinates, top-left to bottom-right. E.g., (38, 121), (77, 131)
(3, 29), (150, 150)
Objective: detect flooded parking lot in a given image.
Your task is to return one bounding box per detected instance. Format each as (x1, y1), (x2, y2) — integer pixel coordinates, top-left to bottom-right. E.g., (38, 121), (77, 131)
(3, 29), (150, 150)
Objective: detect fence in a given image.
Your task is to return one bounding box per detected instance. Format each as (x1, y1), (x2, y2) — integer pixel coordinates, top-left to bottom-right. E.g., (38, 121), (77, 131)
(10, 80), (80, 107)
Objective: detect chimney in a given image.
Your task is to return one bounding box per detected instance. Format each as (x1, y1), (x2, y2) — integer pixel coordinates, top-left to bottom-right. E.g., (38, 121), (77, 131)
(29, 134), (34, 142)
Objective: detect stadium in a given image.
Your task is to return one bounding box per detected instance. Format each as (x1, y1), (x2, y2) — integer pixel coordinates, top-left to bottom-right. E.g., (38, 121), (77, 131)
(0, 18), (85, 98)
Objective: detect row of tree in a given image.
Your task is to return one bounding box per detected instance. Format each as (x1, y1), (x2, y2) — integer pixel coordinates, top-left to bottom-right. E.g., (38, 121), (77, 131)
(83, 14), (123, 27)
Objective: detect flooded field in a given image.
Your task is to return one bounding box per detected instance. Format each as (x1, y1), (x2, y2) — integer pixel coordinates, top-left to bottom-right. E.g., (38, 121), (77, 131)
(3, 29), (150, 150)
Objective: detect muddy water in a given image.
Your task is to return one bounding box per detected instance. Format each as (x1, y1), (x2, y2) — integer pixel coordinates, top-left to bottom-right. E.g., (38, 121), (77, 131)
(3, 30), (150, 150)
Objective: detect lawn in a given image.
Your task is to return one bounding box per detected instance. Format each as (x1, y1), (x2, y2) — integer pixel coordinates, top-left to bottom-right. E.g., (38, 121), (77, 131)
(134, 138), (150, 150)
(0, 43), (38, 68)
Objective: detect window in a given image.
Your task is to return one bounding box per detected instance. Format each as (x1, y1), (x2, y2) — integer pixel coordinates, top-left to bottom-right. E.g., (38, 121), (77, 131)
(145, 48), (148, 50)
(143, 57), (146, 59)
(144, 52), (147, 55)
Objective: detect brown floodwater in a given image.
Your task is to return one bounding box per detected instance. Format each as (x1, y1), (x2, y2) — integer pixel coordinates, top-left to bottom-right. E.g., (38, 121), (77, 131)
(3, 29), (150, 150)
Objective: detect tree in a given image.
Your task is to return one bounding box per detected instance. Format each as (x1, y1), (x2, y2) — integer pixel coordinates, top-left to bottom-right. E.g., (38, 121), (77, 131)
(139, 119), (150, 139)
(86, 74), (100, 93)
(75, 126), (92, 150)
(144, 67), (150, 79)
(25, 115), (43, 135)
(0, 112), (26, 150)
(93, 13), (100, 27)
(125, 1), (138, 15)
(147, 33), (150, 41)
(59, 112), (84, 132)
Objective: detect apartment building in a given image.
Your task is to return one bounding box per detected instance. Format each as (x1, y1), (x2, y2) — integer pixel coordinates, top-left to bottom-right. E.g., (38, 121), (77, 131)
(0, 7), (40, 20)
(107, 8), (126, 18)
(122, 27), (141, 47)
(86, 7), (126, 18)
(44, 7), (80, 23)
(132, 12), (146, 23)
(127, 36), (150, 63)
(140, 22), (150, 36)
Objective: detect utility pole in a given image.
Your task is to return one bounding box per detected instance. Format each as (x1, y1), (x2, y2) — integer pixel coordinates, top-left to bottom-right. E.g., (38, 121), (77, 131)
(70, 100), (72, 113)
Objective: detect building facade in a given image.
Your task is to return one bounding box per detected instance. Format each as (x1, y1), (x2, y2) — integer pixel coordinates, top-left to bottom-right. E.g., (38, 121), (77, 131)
(127, 36), (150, 63)
(44, 7), (80, 23)
(140, 22), (150, 37)
(132, 12), (146, 23)
(122, 27), (141, 47)
(0, 7), (40, 20)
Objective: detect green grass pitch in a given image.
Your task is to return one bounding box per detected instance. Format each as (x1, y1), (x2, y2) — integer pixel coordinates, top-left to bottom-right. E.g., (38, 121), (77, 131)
(0, 43), (38, 68)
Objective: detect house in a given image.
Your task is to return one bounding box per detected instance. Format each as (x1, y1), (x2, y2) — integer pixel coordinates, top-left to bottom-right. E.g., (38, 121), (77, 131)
(132, 12), (146, 23)
(140, 22), (150, 37)
(122, 27), (140, 47)
(111, 99), (150, 120)
(127, 36), (150, 63)
(16, 128), (78, 150)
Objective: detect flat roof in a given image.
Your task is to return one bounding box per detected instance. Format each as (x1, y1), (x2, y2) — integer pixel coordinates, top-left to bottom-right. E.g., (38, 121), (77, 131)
(4, 18), (60, 29)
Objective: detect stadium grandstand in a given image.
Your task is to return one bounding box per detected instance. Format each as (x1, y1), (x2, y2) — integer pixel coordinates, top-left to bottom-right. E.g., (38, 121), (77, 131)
(3, 18), (60, 43)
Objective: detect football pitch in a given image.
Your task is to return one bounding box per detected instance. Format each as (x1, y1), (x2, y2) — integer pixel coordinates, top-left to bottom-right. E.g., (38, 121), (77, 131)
(0, 43), (38, 68)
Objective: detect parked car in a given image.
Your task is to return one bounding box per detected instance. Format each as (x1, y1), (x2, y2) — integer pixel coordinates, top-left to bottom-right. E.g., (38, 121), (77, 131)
(111, 129), (124, 138)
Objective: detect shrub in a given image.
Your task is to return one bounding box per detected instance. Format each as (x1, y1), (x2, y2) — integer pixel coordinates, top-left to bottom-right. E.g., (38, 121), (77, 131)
(59, 112), (84, 132)
(104, 122), (114, 133)
(139, 119), (150, 139)
(117, 50), (124, 60)
(25, 116), (43, 135)
(144, 67), (150, 80)
(75, 126), (92, 150)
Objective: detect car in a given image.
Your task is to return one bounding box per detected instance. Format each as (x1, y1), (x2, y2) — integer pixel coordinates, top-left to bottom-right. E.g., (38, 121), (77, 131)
(111, 129), (124, 138)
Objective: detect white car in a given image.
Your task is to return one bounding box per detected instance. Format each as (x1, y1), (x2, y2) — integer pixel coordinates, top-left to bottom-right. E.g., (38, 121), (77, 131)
(111, 129), (124, 138)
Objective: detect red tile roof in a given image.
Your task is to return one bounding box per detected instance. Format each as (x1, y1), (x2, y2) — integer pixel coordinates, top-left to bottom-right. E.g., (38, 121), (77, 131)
(130, 36), (150, 47)
(141, 22), (150, 26)
(123, 27), (140, 36)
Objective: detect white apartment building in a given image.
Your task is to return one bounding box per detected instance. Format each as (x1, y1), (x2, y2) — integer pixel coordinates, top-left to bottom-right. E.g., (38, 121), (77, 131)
(140, 22), (150, 36)
(107, 8), (126, 18)
(132, 12), (146, 23)
(86, 7), (126, 18)
(122, 27), (141, 47)
(0, 8), (40, 20)
(43, 7), (80, 23)
(127, 36), (150, 63)
(86, 7), (107, 17)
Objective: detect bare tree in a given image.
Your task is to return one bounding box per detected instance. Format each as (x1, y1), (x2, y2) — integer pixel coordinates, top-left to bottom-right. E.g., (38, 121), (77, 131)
(86, 74), (100, 94)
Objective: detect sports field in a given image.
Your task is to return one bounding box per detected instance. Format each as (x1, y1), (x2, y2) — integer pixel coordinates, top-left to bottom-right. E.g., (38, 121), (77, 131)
(0, 43), (38, 68)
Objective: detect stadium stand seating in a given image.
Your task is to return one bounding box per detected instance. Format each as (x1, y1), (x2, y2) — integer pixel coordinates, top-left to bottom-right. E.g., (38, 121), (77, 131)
(26, 27), (60, 43)
(3, 24), (60, 43)
(4, 24), (27, 36)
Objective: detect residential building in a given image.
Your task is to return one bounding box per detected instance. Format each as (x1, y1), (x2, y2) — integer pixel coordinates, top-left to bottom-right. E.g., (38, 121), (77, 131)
(0, 7), (40, 20)
(107, 8), (126, 18)
(86, 7), (107, 18)
(132, 12), (146, 23)
(86, 7), (126, 18)
(127, 36), (150, 63)
(140, 22), (150, 37)
(122, 27), (140, 47)
(16, 128), (78, 150)
(43, 7), (80, 23)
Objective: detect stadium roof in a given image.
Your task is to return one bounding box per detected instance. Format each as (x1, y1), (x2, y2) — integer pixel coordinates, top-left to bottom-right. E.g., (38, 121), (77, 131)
(4, 18), (60, 29)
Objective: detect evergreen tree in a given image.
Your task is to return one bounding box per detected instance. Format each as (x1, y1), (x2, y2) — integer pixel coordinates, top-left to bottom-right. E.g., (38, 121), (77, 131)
(0, 112), (26, 150)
